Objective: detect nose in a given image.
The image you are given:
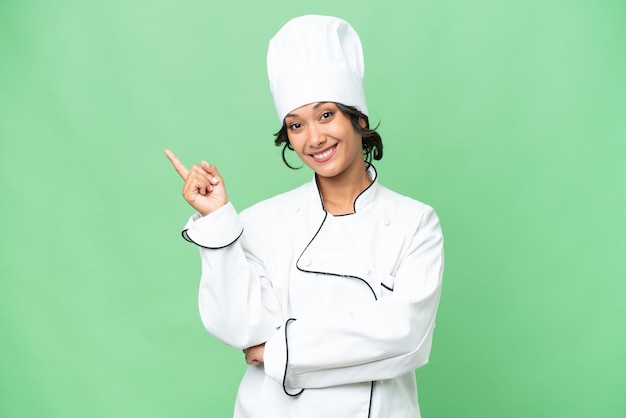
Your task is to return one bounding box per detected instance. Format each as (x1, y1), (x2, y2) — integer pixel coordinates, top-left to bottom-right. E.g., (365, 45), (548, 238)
(308, 124), (326, 148)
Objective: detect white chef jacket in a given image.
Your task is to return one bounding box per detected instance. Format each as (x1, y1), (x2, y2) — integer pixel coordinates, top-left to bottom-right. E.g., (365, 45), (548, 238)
(182, 165), (444, 418)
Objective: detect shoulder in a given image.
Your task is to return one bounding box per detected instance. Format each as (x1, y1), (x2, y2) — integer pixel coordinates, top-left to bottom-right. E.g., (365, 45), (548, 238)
(376, 183), (436, 217)
(374, 184), (443, 244)
(373, 183), (442, 236)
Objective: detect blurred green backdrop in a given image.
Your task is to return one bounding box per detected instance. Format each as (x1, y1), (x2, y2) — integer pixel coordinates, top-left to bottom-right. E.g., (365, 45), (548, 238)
(1, 0), (625, 417)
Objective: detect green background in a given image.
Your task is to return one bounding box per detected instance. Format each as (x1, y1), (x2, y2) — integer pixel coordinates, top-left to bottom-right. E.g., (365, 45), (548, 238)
(1, 0), (624, 417)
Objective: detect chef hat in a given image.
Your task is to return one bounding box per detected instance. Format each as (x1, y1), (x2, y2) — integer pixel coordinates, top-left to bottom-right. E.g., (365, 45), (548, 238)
(267, 15), (368, 122)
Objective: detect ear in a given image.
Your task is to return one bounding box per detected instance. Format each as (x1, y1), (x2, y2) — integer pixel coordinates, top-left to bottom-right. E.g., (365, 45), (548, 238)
(358, 117), (367, 130)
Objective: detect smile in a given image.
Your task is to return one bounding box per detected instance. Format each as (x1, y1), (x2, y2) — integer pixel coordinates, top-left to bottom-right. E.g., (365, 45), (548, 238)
(311, 144), (337, 162)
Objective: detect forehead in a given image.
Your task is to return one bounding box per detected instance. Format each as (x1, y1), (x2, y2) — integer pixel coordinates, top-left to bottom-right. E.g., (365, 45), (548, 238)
(285, 102), (336, 118)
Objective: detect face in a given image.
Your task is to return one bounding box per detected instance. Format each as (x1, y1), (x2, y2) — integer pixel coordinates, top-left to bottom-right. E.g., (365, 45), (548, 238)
(284, 102), (366, 179)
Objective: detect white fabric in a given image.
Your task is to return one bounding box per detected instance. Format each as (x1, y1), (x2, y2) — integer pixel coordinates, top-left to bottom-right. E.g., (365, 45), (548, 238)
(182, 166), (444, 418)
(267, 15), (368, 122)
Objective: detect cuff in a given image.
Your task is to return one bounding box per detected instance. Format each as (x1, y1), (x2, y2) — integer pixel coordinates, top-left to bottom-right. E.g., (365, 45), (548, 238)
(181, 202), (243, 249)
(264, 318), (302, 396)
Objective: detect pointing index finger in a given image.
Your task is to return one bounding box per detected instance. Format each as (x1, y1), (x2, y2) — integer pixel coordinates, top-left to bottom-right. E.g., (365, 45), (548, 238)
(164, 149), (189, 180)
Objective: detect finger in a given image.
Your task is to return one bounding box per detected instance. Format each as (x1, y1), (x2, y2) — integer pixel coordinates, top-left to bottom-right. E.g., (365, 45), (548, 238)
(185, 165), (215, 193)
(201, 161), (222, 185)
(185, 168), (210, 196)
(164, 149), (190, 180)
(243, 349), (253, 363)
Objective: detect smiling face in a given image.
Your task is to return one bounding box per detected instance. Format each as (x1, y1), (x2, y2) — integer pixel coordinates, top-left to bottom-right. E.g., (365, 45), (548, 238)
(284, 102), (366, 180)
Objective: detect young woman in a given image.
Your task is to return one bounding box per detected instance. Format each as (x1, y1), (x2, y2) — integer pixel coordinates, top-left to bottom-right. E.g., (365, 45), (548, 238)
(165, 15), (443, 418)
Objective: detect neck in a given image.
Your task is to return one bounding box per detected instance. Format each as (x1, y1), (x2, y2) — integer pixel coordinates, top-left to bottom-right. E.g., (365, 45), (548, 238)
(316, 163), (372, 215)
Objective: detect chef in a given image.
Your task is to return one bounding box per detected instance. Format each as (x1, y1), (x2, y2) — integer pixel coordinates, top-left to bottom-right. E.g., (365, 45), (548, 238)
(165, 14), (444, 418)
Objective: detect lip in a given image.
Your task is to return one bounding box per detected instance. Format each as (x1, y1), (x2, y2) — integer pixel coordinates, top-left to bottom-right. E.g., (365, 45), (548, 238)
(310, 144), (337, 163)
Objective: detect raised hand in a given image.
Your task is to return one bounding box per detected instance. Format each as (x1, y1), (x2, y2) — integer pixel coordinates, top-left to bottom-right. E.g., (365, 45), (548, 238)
(164, 149), (228, 216)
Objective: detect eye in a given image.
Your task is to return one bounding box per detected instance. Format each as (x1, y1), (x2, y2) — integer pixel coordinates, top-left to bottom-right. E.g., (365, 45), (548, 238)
(320, 111), (333, 120)
(288, 122), (302, 130)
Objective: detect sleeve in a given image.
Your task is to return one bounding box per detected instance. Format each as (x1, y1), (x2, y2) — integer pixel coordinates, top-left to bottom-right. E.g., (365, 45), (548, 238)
(183, 203), (283, 349)
(263, 207), (444, 391)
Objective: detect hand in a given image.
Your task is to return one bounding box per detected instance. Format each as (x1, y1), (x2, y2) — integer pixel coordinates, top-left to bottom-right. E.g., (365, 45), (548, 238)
(243, 343), (265, 366)
(164, 149), (228, 216)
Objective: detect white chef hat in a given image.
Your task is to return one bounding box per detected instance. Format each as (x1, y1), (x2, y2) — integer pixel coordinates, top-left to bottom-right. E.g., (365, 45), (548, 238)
(267, 15), (368, 122)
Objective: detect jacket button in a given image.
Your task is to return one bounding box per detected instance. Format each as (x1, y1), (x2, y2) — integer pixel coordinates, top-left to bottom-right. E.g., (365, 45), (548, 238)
(302, 258), (312, 267)
(384, 219), (391, 226)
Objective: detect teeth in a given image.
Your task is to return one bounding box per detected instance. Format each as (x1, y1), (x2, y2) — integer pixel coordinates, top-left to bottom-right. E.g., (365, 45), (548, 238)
(313, 146), (336, 159)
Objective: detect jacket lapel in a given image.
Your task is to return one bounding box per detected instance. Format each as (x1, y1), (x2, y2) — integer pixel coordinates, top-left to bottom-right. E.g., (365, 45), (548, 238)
(294, 187), (378, 298)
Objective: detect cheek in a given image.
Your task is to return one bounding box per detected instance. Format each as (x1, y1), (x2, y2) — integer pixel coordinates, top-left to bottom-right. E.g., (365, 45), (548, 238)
(287, 133), (304, 151)
(287, 135), (308, 160)
(342, 128), (363, 151)
(333, 122), (358, 143)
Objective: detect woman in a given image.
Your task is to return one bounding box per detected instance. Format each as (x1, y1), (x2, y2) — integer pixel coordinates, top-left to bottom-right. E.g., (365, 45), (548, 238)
(165, 15), (443, 418)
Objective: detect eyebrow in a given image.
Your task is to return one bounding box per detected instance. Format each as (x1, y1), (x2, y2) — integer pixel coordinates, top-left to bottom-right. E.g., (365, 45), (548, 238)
(285, 102), (330, 118)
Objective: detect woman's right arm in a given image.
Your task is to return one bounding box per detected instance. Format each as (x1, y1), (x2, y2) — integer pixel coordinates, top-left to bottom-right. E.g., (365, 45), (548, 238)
(165, 150), (282, 349)
(183, 204), (282, 348)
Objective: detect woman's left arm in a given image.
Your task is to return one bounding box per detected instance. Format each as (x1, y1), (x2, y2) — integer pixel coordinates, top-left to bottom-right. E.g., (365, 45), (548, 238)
(263, 207), (444, 391)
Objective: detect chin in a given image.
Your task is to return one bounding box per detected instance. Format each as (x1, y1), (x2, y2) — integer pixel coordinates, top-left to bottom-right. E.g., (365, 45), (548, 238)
(314, 166), (343, 179)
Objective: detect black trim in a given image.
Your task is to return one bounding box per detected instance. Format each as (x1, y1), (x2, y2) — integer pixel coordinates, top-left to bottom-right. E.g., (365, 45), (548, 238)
(299, 269), (378, 301)
(351, 163), (377, 214)
(381, 282), (394, 292)
(314, 162), (378, 216)
(368, 381), (374, 418)
(282, 318), (303, 397)
(181, 228), (244, 249)
(313, 175), (326, 212)
(293, 211), (378, 416)
(296, 213), (378, 301)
